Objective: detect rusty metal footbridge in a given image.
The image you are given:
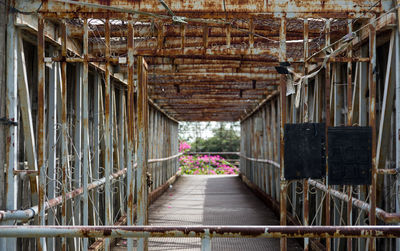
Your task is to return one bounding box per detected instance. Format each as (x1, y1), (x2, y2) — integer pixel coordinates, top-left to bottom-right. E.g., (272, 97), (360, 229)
(1, 0), (400, 250)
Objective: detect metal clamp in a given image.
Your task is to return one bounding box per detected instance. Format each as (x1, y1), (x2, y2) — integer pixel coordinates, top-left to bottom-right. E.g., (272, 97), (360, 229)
(0, 117), (18, 126)
(172, 16), (188, 24)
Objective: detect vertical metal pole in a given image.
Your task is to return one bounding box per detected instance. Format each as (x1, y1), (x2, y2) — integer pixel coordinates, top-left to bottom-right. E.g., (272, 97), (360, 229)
(201, 231), (211, 251)
(148, 108), (153, 190)
(37, 14), (47, 251)
(127, 16), (136, 251)
(4, 5), (18, 250)
(368, 18), (377, 251)
(153, 112), (159, 188)
(160, 113), (164, 184)
(157, 113), (161, 187)
(93, 73), (100, 226)
(266, 105), (272, 195)
(73, 61), (82, 251)
(104, 18), (112, 251)
(395, 24), (400, 251)
(271, 100), (277, 200)
(0, 1), (6, 247)
(60, 21), (69, 251)
(47, 47), (57, 251)
(137, 56), (149, 251)
(111, 85), (116, 222)
(324, 19), (332, 251)
(303, 18), (310, 251)
(332, 63), (342, 251)
(118, 90), (126, 215)
(82, 18), (89, 251)
(358, 38), (368, 251)
(72, 64), (82, 251)
(279, 15), (287, 251)
(240, 122), (244, 175)
(158, 113), (162, 187)
(346, 19), (353, 251)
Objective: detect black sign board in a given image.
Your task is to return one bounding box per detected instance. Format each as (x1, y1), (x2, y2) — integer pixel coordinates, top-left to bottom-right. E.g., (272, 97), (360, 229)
(328, 126), (372, 185)
(284, 123), (326, 180)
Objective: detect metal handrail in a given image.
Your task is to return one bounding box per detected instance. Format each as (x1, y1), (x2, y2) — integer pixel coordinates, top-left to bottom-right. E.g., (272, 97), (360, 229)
(0, 225), (399, 238)
(0, 153), (182, 222)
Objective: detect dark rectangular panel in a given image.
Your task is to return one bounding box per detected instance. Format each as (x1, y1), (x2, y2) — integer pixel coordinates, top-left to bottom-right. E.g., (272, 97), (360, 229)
(284, 123), (326, 180)
(328, 126), (372, 185)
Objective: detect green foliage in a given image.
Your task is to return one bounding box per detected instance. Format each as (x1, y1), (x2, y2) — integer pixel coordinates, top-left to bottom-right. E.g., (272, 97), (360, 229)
(191, 124), (240, 154)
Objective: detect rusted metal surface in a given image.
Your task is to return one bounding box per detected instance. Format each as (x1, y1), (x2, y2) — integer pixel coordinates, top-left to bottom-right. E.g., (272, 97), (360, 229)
(302, 18), (310, 251)
(279, 16), (287, 251)
(238, 153), (280, 168)
(148, 153), (182, 164)
(3, 1), (400, 250)
(377, 169), (398, 175)
(308, 179), (400, 224)
(16, 31), (39, 207)
(18, 0), (388, 17)
(126, 16), (136, 251)
(136, 56), (150, 251)
(20, 10), (393, 122)
(4, 5), (18, 249)
(324, 19), (332, 251)
(37, 14), (46, 251)
(2, 225), (400, 238)
(82, 18), (90, 251)
(0, 153), (182, 222)
(346, 19), (353, 251)
(60, 20), (69, 251)
(104, 18), (112, 251)
(11, 0), (396, 123)
(368, 19), (377, 251)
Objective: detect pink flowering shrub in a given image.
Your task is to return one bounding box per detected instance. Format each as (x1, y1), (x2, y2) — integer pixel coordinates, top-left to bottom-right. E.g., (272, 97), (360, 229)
(179, 154), (239, 175)
(179, 142), (191, 153)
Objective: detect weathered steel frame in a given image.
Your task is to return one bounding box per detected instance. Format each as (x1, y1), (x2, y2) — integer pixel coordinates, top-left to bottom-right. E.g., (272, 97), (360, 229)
(239, 13), (399, 251)
(1, 0), (400, 250)
(0, 10), (180, 251)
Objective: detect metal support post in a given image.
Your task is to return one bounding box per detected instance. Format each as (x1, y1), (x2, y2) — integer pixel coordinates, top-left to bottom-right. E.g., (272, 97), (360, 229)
(47, 46), (58, 251)
(82, 18), (89, 251)
(137, 56), (149, 251)
(395, 24), (400, 251)
(279, 15), (287, 251)
(127, 16), (136, 251)
(3, 6), (18, 250)
(104, 18), (112, 251)
(368, 18), (377, 251)
(324, 18), (332, 251)
(201, 230), (211, 251)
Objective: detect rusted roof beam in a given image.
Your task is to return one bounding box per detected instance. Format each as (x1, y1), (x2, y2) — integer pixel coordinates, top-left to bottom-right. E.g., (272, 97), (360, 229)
(135, 46), (280, 59)
(159, 104), (256, 109)
(20, 0), (387, 17)
(153, 99), (261, 105)
(151, 88), (271, 94)
(68, 21), (344, 38)
(148, 72), (279, 81)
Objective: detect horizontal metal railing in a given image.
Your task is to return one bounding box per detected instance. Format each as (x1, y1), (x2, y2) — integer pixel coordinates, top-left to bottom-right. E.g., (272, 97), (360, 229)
(0, 153), (182, 222)
(0, 225), (399, 238)
(239, 154), (400, 224)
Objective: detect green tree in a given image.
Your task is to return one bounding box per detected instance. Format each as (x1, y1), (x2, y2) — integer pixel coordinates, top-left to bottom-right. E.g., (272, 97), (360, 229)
(191, 123), (240, 157)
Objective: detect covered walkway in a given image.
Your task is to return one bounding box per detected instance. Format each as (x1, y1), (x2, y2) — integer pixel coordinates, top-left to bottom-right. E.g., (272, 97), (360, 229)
(113, 175), (302, 250)
(1, 0), (400, 251)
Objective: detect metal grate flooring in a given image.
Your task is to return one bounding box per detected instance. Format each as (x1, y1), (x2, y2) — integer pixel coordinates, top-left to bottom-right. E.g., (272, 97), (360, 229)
(113, 175), (303, 250)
